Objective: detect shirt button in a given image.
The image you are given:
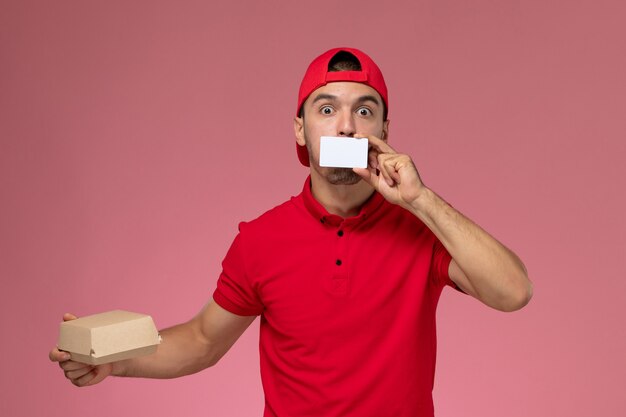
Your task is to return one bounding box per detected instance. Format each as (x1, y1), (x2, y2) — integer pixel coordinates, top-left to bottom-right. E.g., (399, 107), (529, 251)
(337, 230), (344, 237)
(336, 259), (342, 266)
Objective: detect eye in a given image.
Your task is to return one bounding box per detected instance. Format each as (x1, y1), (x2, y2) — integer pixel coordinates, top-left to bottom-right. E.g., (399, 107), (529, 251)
(357, 107), (372, 116)
(320, 106), (334, 115)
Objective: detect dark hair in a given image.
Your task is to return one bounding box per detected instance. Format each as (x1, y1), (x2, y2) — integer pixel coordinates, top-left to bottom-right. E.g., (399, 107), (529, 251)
(328, 51), (362, 72)
(300, 51), (388, 120)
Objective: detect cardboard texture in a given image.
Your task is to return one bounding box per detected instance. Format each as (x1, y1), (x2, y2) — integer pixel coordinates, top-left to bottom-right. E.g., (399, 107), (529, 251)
(57, 310), (160, 365)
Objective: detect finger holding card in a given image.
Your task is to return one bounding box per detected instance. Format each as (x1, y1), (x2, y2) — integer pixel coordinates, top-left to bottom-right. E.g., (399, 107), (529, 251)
(353, 134), (426, 210)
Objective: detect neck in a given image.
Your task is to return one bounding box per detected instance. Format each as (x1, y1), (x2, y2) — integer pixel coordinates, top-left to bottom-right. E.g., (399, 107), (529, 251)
(310, 170), (375, 218)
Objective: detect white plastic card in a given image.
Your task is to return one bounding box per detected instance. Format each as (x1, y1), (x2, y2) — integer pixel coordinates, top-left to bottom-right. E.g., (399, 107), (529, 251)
(319, 136), (369, 168)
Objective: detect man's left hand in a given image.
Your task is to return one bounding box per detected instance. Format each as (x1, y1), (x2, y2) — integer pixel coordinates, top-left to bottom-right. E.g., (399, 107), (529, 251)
(353, 134), (426, 210)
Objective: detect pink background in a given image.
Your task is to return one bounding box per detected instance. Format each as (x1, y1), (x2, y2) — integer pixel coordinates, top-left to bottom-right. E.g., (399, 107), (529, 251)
(1, 0), (625, 416)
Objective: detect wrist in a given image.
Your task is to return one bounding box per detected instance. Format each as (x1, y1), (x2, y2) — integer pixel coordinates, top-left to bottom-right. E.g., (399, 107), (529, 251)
(406, 186), (437, 218)
(110, 359), (129, 377)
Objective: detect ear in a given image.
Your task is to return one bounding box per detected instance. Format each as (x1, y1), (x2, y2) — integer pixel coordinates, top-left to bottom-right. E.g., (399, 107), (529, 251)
(382, 119), (390, 141)
(294, 116), (306, 146)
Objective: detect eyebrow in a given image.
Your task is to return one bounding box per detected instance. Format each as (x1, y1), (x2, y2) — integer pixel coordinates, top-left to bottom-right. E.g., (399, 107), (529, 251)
(355, 95), (381, 107)
(310, 93), (381, 107)
(311, 93), (338, 105)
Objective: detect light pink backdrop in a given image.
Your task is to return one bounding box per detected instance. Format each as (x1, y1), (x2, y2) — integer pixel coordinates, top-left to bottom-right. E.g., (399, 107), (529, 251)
(1, 0), (625, 416)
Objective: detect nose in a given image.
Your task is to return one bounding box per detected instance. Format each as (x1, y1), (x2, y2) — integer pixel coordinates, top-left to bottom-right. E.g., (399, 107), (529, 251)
(337, 111), (356, 137)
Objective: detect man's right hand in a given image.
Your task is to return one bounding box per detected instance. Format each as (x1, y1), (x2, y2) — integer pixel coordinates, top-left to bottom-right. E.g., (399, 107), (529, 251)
(49, 313), (113, 387)
(49, 301), (257, 383)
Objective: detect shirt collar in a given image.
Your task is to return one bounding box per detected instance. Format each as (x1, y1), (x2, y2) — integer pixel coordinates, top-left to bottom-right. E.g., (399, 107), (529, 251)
(300, 175), (385, 227)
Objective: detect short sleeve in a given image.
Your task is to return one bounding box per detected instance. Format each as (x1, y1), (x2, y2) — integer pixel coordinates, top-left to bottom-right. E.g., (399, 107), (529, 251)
(430, 237), (455, 289)
(213, 227), (264, 316)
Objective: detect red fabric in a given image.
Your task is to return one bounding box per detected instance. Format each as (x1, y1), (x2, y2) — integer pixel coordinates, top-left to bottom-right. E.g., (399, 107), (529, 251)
(213, 177), (455, 417)
(296, 47), (388, 117)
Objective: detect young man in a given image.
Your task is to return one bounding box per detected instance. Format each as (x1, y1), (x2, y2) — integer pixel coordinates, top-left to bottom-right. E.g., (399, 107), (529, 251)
(50, 47), (532, 416)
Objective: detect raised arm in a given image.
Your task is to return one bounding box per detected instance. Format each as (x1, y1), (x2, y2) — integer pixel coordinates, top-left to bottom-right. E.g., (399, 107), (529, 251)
(354, 134), (533, 312)
(50, 300), (256, 386)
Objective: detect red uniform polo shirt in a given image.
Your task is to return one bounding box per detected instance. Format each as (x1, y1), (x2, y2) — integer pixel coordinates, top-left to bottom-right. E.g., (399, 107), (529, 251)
(213, 176), (456, 417)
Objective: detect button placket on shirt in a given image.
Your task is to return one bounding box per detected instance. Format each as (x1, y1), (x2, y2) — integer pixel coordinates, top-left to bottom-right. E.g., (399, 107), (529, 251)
(330, 220), (349, 296)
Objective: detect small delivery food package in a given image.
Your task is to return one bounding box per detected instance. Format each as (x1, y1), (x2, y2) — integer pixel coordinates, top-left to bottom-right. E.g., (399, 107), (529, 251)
(57, 310), (161, 365)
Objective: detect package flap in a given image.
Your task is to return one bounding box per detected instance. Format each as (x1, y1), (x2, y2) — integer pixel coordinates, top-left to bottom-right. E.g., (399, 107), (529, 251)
(58, 310), (160, 364)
